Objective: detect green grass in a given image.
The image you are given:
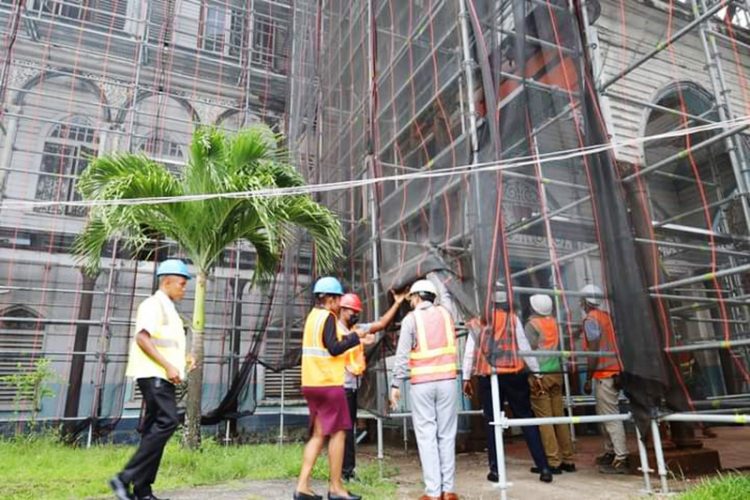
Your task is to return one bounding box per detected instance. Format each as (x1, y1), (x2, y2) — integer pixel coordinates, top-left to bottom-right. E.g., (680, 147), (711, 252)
(679, 472), (750, 500)
(0, 435), (398, 499)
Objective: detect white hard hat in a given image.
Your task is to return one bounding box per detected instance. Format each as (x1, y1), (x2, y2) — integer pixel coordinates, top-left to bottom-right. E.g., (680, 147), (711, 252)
(580, 284), (603, 306)
(409, 279), (437, 297)
(530, 294), (553, 316)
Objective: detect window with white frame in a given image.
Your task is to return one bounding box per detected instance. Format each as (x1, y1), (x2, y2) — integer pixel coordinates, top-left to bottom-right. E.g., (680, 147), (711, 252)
(31, 0), (129, 31)
(136, 132), (185, 174)
(0, 306), (44, 407)
(34, 117), (98, 217)
(251, 15), (276, 67)
(199, 1), (245, 57)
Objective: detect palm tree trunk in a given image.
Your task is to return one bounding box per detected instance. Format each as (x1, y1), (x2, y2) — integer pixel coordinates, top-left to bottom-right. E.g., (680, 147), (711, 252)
(184, 270), (206, 449)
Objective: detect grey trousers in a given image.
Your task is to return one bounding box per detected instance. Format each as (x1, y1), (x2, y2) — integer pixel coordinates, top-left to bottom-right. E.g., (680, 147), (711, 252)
(410, 378), (458, 497)
(595, 377), (628, 460)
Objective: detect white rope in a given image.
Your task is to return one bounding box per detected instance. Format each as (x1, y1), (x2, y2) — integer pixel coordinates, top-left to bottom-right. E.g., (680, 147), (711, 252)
(2, 115), (749, 211)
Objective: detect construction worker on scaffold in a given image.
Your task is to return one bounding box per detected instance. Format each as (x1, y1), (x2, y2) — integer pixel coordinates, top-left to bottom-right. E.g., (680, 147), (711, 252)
(462, 285), (554, 484)
(389, 278), (460, 500)
(337, 290), (407, 481)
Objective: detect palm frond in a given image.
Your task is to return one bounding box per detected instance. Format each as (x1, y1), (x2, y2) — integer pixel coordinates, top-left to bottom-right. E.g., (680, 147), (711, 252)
(277, 195), (344, 273)
(74, 126), (344, 285)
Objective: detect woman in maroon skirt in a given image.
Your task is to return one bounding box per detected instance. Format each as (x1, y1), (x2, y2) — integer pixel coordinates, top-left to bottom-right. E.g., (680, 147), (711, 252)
(294, 277), (371, 500)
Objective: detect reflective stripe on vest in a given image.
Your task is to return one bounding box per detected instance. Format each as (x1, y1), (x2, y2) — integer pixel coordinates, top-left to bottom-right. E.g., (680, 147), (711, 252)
(583, 309), (622, 379)
(529, 316), (561, 373)
(474, 309), (525, 375)
(301, 308), (347, 387)
(408, 305), (457, 384)
(151, 338), (181, 349)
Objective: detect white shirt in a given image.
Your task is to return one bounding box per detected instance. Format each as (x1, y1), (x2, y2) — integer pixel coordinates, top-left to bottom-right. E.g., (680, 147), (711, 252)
(462, 314), (540, 379)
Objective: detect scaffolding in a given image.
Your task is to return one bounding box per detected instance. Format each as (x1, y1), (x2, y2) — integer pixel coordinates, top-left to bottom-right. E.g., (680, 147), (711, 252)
(284, 0), (750, 496)
(0, 0), (749, 496)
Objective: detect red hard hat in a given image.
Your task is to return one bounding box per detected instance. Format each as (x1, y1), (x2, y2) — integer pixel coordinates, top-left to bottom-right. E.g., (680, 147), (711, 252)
(340, 293), (363, 313)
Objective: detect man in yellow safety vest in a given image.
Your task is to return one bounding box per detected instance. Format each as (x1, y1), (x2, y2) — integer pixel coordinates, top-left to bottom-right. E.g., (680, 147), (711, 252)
(110, 259), (196, 500)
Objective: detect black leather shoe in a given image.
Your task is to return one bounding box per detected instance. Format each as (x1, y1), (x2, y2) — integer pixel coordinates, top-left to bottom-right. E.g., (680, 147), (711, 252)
(487, 471), (499, 483)
(328, 492), (362, 500)
(539, 469), (553, 483)
(109, 475), (133, 500)
(293, 492), (323, 500)
(135, 495), (169, 500)
(530, 466), (561, 475)
(560, 462), (576, 472)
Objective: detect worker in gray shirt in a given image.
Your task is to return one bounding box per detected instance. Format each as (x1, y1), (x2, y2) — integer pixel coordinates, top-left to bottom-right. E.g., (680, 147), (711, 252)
(389, 275), (459, 500)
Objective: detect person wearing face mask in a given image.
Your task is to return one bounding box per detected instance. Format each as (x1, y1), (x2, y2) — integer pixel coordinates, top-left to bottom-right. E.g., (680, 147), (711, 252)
(338, 290), (407, 481)
(389, 277), (460, 500)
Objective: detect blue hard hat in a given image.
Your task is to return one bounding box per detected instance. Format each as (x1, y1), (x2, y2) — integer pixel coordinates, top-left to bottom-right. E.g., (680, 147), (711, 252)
(313, 276), (344, 295)
(156, 259), (192, 279)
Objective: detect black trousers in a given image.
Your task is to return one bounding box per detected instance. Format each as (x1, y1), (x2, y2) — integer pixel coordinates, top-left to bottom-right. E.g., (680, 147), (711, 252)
(121, 377), (179, 496)
(343, 388), (357, 476)
(478, 374), (549, 473)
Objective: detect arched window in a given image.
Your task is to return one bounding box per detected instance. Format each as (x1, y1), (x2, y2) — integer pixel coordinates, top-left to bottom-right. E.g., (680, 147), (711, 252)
(0, 305), (43, 407)
(135, 133), (185, 174)
(642, 81), (733, 227)
(34, 116), (99, 217)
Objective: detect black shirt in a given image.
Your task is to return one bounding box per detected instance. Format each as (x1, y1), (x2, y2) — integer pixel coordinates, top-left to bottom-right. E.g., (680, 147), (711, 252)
(321, 313), (360, 355)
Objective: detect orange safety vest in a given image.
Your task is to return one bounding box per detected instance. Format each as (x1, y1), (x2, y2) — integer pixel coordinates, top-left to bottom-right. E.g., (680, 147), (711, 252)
(528, 316), (561, 373)
(408, 305), (457, 384)
(301, 307), (348, 387)
(582, 308), (622, 379)
(474, 309), (525, 375)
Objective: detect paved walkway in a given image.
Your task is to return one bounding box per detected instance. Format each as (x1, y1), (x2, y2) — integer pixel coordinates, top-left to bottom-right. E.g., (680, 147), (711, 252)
(112, 427), (749, 499)
(142, 453), (647, 500)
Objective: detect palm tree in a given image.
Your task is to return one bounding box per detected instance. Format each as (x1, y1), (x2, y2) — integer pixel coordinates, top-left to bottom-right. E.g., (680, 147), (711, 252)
(74, 124), (343, 449)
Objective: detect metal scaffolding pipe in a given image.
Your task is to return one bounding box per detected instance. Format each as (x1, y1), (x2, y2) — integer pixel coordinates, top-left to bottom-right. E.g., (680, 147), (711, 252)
(656, 293), (749, 306)
(497, 412), (631, 428)
(622, 124), (750, 183)
(650, 419), (670, 493)
(599, 0), (727, 90)
(511, 246), (599, 279)
(506, 195), (592, 236)
(659, 413), (748, 424)
(513, 286), (604, 300)
(518, 350), (616, 358)
(664, 338), (750, 353)
(634, 238), (749, 258)
(649, 263), (750, 292)
(654, 194), (743, 227)
(672, 315), (748, 325)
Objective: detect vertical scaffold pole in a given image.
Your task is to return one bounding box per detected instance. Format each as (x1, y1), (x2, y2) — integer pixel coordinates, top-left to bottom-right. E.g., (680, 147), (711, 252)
(490, 374), (509, 500)
(650, 418), (670, 493)
(635, 425), (653, 494)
